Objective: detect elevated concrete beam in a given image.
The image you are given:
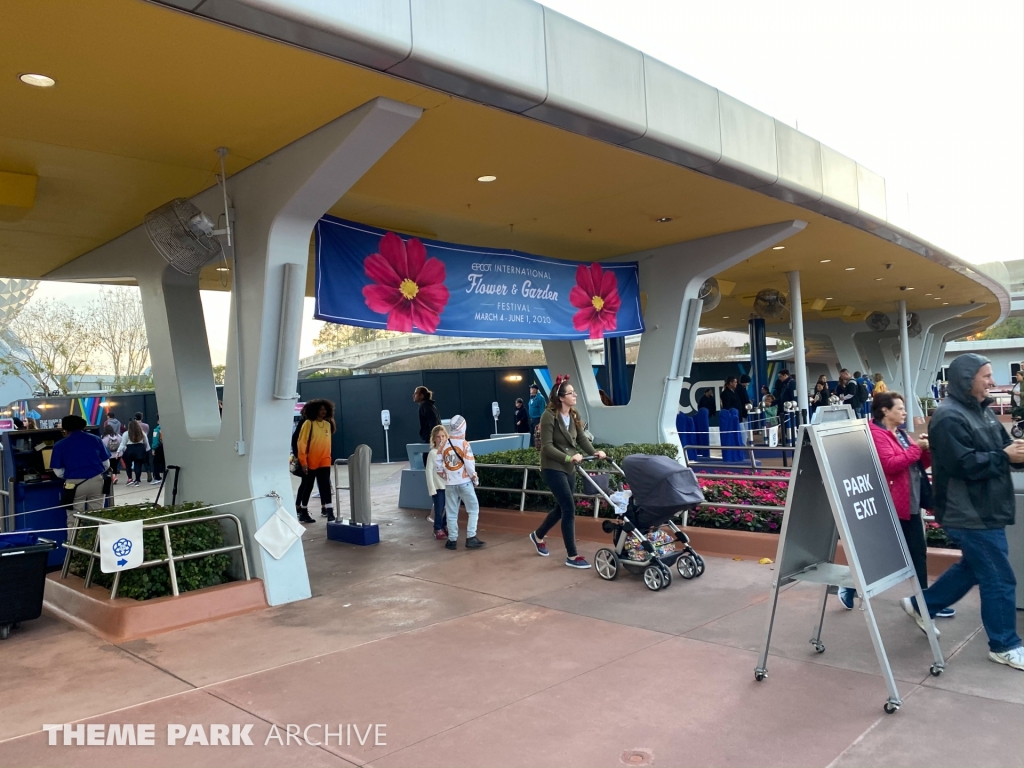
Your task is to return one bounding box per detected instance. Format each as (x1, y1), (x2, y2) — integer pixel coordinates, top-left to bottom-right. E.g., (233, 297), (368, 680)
(544, 220), (807, 452)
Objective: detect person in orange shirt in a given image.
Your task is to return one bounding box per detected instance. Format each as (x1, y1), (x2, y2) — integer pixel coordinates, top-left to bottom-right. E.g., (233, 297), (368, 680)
(295, 399), (336, 524)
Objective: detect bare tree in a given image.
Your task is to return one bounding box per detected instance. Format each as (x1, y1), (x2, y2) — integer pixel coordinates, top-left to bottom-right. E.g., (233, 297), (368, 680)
(692, 333), (737, 362)
(313, 323), (398, 352)
(0, 299), (97, 395)
(90, 287), (151, 391)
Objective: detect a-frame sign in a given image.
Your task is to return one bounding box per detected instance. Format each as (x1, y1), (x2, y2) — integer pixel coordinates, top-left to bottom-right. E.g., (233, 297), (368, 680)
(754, 420), (945, 713)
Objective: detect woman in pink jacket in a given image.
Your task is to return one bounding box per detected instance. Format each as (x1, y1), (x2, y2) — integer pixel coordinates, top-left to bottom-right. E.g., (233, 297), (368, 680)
(837, 390), (953, 619)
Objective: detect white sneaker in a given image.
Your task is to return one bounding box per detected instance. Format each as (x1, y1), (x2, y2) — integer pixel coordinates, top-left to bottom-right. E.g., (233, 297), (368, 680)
(901, 597), (940, 637)
(989, 647), (1024, 671)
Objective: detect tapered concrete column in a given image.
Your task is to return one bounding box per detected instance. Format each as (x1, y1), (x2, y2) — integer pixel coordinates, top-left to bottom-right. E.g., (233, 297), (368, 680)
(49, 98), (422, 605)
(786, 271), (809, 420)
(802, 318), (868, 375)
(544, 220), (807, 451)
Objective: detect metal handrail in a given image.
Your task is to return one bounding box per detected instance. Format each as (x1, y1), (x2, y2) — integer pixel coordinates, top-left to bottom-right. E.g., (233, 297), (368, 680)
(694, 473), (790, 482)
(61, 511), (250, 599)
(475, 461), (625, 518)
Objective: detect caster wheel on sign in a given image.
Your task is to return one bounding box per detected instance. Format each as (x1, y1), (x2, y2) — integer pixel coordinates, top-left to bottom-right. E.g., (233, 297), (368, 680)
(930, 664), (944, 677)
(693, 554), (705, 577)
(594, 548), (619, 581)
(883, 701), (899, 714)
(814, 643), (826, 654)
(754, 669), (767, 682)
(643, 565), (665, 591)
(0, 625), (9, 640)
(677, 555), (697, 579)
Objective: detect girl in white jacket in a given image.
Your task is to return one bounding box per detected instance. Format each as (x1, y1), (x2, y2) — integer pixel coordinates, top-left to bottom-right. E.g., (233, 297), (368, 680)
(425, 425), (448, 540)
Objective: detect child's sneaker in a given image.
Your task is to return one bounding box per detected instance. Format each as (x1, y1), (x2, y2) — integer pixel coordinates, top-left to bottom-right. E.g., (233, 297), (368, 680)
(565, 556), (591, 569)
(529, 532), (549, 557)
(434, 529), (447, 540)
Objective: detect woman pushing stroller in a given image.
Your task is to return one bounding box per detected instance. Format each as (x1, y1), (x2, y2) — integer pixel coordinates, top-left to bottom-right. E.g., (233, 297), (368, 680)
(528, 375), (606, 568)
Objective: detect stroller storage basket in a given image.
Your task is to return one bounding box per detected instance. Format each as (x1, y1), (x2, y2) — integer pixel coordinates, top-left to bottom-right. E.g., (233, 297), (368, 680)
(0, 534), (57, 639)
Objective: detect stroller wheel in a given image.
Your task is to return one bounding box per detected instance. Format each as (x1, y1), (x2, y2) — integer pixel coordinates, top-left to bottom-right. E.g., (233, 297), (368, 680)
(594, 548), (619, 580)
(692, 553), (706, 577)
(677, 555), (697, 580)
(643, 565), (665, 591)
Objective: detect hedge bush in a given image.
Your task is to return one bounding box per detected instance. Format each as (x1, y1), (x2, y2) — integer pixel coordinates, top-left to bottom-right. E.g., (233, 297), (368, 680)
(475, 449), (958, 548)
(475, 443), (679, 515)
(68, 502), (234, 601)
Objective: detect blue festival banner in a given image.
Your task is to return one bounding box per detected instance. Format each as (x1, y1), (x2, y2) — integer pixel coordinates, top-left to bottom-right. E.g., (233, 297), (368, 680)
(314, 216), (644, 340)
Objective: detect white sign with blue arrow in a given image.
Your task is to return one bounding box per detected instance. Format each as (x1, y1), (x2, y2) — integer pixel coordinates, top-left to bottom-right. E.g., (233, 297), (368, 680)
(99, 519), (144, 573)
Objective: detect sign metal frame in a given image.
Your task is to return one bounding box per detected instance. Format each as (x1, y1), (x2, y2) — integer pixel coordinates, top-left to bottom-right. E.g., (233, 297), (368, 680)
(754, 420), (945, 713)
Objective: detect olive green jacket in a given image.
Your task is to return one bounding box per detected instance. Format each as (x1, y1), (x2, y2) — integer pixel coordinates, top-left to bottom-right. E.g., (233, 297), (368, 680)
(539, 408), (596, 474)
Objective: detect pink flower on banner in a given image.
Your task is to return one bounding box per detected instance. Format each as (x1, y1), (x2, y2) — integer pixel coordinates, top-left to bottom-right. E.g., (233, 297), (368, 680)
(362, 232), (449, 333)
(570, 263), (621, 340)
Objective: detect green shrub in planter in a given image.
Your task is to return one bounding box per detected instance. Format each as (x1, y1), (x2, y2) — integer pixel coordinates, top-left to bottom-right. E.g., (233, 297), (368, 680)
(474, 443), (680, 515)
(68, 502), (233, 601)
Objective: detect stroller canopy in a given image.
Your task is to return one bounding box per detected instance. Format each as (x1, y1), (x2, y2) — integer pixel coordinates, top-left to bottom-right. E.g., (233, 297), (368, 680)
(622, 454), (704, 515)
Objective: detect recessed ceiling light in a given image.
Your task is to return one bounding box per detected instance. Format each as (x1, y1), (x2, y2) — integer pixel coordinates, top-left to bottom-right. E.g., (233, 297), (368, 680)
(19, 73), (56, 87)
(215, 267), (230, 272)
(925, 293), (932, 296)
(820, 259), (831, 263)
(656, 217), (672, 223)
(722, 316), (730, 319)
(477, 175), (497, 182)
(826, 297), (833, 300)
(942, 302), (949, 305)
(934, 297), (942, 301)
(875, 277), (883, 281)
(772, 246), (785, 250)
(905, 287), (914, 290)
(845, 267), (855, 271)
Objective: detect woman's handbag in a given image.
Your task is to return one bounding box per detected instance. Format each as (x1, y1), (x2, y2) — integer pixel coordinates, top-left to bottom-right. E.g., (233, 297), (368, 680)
(918, 461), (933, 511)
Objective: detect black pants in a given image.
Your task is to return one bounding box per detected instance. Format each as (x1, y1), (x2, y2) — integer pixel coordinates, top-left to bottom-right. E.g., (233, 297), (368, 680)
(535, 468), (578, 558)
(152, 444), (166, 480)
(296, 466), (333, 512)
(123, 445), (148, 482)
(901, 514), (929, 588)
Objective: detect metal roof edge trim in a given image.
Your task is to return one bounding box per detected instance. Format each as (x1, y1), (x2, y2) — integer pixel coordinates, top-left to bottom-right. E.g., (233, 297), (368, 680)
(146, 0), (1009, 323)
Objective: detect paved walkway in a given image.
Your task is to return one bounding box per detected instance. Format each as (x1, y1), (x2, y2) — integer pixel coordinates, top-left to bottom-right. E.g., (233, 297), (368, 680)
(1, 465), (1020, 767)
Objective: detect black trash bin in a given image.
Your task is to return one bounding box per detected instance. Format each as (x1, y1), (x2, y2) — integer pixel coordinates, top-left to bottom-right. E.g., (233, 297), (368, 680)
(0, 533), (57, 640)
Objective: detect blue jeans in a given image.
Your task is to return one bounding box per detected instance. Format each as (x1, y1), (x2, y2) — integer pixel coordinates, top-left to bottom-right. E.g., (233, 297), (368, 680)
(914, 527), (1021, 653)
(431, 489), (446, 532)
(445, 483), (479, 541)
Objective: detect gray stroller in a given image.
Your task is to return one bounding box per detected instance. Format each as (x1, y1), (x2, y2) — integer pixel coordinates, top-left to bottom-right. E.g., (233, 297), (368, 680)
(581, 454), (706, 591)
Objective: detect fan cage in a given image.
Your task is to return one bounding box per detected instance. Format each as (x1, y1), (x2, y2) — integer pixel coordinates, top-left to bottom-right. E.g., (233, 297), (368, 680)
(144, 198), (223, 276)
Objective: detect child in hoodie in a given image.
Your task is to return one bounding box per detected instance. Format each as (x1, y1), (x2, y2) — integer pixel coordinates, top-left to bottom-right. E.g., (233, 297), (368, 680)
(435, 414), (486, 550)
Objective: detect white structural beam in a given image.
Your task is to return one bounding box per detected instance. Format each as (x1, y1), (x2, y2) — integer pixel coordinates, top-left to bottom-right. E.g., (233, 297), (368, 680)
(786, 270), (809, 419)
(802, 318), (869, 375)
(897, 300), (915, 422)
(49, 98), (422, 606)
(543, 220), (807, 451)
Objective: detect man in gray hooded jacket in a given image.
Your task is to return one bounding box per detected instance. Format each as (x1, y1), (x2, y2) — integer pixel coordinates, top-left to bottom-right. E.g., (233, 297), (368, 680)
(903, 353), (1024, 671)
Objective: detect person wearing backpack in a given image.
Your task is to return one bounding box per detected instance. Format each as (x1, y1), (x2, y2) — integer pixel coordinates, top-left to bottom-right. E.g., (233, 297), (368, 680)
(101, 423), (122, 484)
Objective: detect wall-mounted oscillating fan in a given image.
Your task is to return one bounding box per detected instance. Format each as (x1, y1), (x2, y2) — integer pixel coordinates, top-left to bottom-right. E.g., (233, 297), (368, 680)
(752, 288), (788, 319)
(143, 199), (224, 276)
(698, 278), (722, 311)
(144, 147), (233, 277)
(906, 312), (922, 338)
(865, 311), (891, 331)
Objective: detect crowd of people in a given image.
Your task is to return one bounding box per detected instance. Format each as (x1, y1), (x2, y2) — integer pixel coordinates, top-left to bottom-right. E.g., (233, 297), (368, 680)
(282, 359), (1023, 671)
